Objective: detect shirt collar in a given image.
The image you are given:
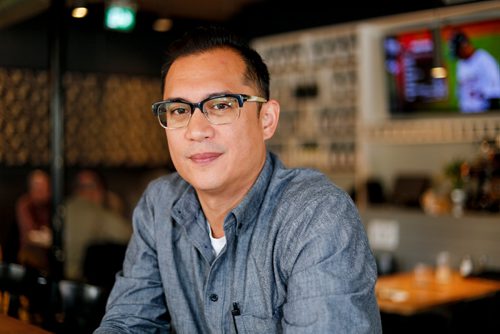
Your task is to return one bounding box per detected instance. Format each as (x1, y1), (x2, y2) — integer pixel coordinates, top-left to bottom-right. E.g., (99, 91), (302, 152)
(172, 186), (200, 225)
(230, 151), (275, 229)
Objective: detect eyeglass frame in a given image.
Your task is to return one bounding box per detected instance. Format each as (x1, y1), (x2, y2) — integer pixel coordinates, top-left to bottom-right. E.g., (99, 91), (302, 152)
(151, 93), (268, 129)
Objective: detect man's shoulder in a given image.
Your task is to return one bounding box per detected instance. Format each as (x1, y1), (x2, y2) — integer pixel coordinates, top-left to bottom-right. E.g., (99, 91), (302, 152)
(272, 165), (359, 218)
(273, 166), (345, 201)
(266, 166), (361, 247)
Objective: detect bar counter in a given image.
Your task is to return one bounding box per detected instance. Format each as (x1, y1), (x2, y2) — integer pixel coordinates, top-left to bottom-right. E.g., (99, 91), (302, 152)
(376, 270), (500, 315)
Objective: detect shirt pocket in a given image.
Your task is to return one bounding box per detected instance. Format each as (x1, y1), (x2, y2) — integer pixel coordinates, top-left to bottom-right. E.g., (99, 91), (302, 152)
(235, 314), (280, 333)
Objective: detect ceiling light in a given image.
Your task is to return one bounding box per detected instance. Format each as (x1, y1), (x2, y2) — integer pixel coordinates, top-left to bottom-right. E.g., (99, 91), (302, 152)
(72, 6), (88, 18)
(153, 18), (173, 32)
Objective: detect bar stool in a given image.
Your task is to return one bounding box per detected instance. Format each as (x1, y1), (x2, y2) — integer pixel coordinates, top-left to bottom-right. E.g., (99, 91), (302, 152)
(54, 280), (108, 334)
(0, 262), (55, 326)
(0, 262), (27, 318)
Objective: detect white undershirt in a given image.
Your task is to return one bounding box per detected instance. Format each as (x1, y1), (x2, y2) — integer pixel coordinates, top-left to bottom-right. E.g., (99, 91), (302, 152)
(207, 221), (227, 256)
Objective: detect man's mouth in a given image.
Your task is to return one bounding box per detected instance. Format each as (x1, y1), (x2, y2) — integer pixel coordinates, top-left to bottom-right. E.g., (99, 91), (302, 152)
(189, 152), (222, 164)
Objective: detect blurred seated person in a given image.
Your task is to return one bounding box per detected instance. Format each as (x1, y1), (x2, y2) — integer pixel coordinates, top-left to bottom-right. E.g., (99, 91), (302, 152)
(15, 169), (52, 274)
(64, 169), (132, 282)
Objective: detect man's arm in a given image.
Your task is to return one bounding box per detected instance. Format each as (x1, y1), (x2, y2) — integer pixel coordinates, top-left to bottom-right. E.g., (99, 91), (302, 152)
(94, 187), (171, 334)
(280, 192), (382, 333)
(16, 196), (34, 241)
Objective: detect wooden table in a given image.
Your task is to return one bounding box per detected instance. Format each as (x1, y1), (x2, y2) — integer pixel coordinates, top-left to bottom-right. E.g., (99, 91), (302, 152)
(376, 270), (500, 316)
(0, 314), (53, 334)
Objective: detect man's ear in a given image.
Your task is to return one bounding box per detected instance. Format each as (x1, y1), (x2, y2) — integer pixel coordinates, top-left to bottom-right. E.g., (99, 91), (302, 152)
(260, 99), (280, 140)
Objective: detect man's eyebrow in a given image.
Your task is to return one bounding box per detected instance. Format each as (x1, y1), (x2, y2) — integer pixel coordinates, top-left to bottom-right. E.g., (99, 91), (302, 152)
(164, 91), (233, 102)
(207, 91), (233, 98)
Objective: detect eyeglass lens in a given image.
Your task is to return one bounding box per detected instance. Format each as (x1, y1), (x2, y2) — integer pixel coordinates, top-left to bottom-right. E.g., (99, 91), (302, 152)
(158, 96), (240, 128)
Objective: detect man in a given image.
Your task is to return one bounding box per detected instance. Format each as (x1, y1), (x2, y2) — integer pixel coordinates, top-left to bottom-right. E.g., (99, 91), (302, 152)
(64, 170), (131, 283)
(449, 30), (500, 113)
(95, 25), (381, 333)
(15, 169), (52, 274)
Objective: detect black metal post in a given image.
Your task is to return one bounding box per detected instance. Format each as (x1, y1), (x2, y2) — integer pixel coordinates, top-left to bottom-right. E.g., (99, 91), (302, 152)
(49, 0), (66, 279)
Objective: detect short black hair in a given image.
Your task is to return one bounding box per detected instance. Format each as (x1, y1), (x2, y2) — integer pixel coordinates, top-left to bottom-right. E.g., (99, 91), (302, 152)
(449, 30), (469, 59)
(160, 25), (270, 99)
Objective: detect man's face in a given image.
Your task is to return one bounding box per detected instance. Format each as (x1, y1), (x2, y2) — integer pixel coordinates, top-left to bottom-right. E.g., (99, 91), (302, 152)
(76, 171), (105, 205)
(30, 172), (51, 205)
(163, 48), (273, 197)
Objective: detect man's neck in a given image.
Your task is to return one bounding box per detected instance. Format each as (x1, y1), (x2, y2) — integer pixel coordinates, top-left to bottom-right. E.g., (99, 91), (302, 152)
(196, 152), (268, 238)
(197, 189), (247, 238)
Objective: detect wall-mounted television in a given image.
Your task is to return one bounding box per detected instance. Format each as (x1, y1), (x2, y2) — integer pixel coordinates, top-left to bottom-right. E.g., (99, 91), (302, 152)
(383, 18), (500, 117)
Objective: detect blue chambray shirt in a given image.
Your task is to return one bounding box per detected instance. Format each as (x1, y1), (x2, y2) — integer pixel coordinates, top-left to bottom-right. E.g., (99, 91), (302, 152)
(95, 152), (382, 334)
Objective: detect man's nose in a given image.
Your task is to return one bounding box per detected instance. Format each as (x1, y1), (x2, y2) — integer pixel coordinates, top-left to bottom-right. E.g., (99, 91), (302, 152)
(185, 108), (214, 140)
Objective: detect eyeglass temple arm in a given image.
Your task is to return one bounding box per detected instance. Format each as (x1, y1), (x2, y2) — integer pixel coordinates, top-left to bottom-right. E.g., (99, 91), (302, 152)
(245, 96), (267, 103)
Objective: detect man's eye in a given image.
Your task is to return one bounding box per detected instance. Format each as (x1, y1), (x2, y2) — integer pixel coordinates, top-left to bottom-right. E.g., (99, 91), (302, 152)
(170, 106), (190, 115)
(211, 102), (232, 110)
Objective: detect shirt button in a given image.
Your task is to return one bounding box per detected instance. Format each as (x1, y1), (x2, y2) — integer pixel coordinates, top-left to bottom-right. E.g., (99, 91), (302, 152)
(209, 294), (218, 302)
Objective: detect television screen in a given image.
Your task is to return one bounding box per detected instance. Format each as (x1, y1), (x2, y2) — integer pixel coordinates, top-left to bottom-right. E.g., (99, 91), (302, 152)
(384, 18), (500, 117)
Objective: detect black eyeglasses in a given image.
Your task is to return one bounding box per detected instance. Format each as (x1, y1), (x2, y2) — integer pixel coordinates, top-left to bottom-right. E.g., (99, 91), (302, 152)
(151, 93), (267, 129)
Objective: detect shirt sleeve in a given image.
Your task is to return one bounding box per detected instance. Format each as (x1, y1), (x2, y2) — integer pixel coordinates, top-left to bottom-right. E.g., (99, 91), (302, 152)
(15, 196), (39, 247)
(94, 186), (171, 334)
(279, 191), (382, 333)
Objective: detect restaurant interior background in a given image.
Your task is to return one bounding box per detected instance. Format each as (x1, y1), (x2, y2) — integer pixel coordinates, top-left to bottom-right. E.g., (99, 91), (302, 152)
(1, 0), (500, 332)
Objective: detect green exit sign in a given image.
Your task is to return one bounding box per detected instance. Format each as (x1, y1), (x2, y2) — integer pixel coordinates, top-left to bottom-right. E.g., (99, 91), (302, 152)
(105, 1), (136, 32)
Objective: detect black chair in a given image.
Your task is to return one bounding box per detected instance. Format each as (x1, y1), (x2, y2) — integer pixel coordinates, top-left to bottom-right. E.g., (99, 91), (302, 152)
(448, 270), (500, 334)
(55, 279), (109, 334)
(381, 310), (452, 334)
(0, 262), (56, 326)
(27, 272), (59, 329)
(0, 262), (29, 317)
(83, 242), (127, 291)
